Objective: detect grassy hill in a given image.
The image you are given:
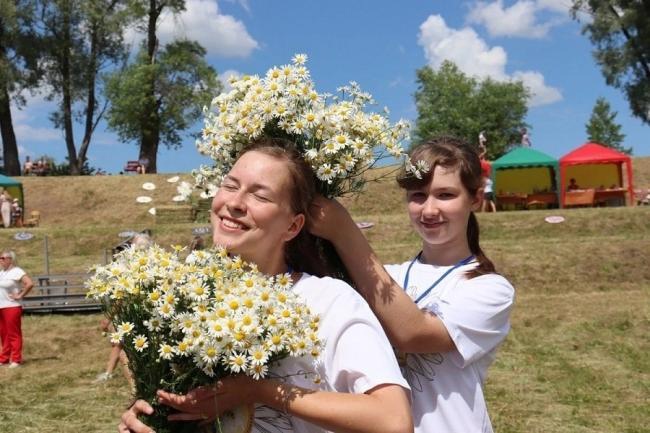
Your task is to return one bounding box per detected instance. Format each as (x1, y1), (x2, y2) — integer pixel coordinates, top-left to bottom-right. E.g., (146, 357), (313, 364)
(0, 158), (649, 432)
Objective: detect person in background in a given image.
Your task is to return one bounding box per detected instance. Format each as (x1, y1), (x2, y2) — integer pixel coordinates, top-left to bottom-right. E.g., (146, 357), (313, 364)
(0, 250), (34, 368)
(11, 199), (23, 228)
(189, 235), (205, 251)
(1, 189), (12, 228)
(567, 178), (580, 191)
(136, 157), (149, 174)
(310, 135), (515, 433)
(478, 130), (487, 154)
(94, 318), (133, 385)
(520, 128), (531, 147)
(95, 233), (152, 383)
(23, 156), (33, 175)
(482, 176), (497, 213)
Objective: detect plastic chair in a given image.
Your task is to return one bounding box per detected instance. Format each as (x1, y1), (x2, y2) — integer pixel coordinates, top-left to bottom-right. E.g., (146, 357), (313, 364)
(24, 210), (41, 227)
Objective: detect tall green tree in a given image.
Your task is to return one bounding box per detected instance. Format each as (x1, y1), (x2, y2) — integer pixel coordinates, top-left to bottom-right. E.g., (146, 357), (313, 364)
(0, 0), (41, 175)
(105, 0), (220, 173)
(105, 39), (220, 173)
(414, 61), (530, 158)
(38, 0), (131, 175)
(571, 0), (650, 125)
(586, 97), (630, 153)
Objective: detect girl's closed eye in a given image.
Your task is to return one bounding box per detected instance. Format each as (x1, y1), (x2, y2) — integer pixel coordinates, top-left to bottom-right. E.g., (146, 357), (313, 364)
(408, 191), (427, 201)
(253, 193), (272, 202)
(222, 182), (238, 192)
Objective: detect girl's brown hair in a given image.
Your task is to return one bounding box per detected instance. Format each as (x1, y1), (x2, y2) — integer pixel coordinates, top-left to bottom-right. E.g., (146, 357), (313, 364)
(240, 138), (348, 279)
(396, 135), (496, 278)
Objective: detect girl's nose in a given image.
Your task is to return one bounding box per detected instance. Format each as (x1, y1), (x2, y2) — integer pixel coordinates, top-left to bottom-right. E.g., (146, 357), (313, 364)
(225, 190), (247, 213)
(421, 196), (440, 218)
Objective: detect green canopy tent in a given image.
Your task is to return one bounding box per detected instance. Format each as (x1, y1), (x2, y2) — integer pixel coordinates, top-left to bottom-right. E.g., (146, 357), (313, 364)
(491, 147), (559, 208)
(0, 174), (24, 210)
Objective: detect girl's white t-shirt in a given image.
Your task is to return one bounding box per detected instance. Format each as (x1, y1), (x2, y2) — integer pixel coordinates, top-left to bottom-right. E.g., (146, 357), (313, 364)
(0, 267), (26, 309)
(250, 273), (410, 433)
(385, 259), (514, 433)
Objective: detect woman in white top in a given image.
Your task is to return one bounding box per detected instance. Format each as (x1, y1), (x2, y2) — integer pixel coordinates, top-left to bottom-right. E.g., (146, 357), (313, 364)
(311, 136), (515, 433)
(0, 250), (34, 367)
(119, 139), (412, 433)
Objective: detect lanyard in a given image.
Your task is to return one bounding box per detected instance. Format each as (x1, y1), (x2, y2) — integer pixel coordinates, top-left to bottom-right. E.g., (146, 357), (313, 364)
(403, 252), (475, 304)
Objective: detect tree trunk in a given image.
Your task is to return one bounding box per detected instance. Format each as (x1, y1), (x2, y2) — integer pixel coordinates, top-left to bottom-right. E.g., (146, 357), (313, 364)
(138, 0), (161, 173)
(61, 0), (79, 175)
(0, 86), (21, 176)
(77, 17), (99, 174)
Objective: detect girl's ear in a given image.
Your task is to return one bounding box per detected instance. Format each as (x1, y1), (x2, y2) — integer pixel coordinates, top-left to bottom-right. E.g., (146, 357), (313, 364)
(471, 187), (484, 212)
(284, 213), (306, 242)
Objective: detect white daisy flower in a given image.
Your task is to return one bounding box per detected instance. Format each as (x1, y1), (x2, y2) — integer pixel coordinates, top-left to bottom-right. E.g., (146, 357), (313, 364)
(228, 352), (248, 373)
(158, 343), (174, 360)
(133, 335), (149, 352)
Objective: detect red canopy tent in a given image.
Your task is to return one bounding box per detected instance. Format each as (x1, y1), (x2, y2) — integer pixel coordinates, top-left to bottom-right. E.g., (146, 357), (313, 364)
(559, 142), (634, 207)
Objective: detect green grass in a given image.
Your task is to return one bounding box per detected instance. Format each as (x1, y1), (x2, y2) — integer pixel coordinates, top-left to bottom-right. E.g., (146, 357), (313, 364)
(1, 159), (650, 432)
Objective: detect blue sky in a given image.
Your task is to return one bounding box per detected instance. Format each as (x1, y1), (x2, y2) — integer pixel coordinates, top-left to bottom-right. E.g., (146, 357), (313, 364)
(9, 0), (649, 174)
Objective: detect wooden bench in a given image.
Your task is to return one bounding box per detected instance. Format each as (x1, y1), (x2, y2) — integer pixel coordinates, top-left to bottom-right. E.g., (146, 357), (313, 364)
(123, 160), (140, 174)
(22, 292), (102, 314)
(22, 273), (101, 314)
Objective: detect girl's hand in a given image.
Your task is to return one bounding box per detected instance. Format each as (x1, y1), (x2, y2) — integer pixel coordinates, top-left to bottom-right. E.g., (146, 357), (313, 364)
(308, 196), (354, 241)
(118, 400), (155, 433)
(159, 376), (256, 422)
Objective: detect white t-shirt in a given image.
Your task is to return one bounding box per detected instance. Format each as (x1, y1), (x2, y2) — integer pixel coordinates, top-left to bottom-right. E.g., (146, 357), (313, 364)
(250, 273), (410, 433)
(484, 177), (494, 194)
(0, 266), (26, 309)
(385, 259), (514, 433)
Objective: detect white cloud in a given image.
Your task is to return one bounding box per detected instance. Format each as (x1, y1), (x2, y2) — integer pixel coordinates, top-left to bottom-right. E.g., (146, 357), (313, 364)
(125, 0), (258, 58)
(14, 123), (61, 142)
(418, 15), (508, 79)
(467, 0), (552, 38)
(418, 14), (562, 107)
(157, 0), (258, 58)
(513, 71), (562, 106)
(466, 0), (572, 39)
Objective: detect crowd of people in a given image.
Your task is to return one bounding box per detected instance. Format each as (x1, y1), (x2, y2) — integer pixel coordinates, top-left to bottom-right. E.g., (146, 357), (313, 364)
(23, 156), (51, 176)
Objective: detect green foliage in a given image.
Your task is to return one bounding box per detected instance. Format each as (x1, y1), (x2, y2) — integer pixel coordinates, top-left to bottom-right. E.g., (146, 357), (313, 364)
(0, 0), (41, 102)
(105, 40), (221, 150)
(586, 97), (630, 154)
(413, 61), (530, 159)
(0, 0), (42, 175)
(571, 0), (650, 125)
(37, 0), (132, 174)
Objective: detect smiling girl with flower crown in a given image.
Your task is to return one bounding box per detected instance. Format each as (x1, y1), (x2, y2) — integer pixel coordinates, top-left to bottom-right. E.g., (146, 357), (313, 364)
(118, 139), (412, 433)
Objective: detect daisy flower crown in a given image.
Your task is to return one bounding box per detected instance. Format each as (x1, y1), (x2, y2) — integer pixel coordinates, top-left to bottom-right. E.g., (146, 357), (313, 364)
(191, 54), (425, 199)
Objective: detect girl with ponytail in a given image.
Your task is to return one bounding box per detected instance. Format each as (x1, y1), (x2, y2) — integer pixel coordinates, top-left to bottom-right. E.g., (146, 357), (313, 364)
(311, 135), (514, 433)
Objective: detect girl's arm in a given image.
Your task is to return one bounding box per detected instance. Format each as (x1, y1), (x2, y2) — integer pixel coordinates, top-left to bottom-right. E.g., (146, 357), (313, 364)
(310, 197), (455, 354)
(121, 377), (412, 433)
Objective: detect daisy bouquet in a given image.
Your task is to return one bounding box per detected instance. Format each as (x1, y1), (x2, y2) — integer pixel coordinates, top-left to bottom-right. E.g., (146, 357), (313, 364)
(186, 54), (424, 201)
(87, 244), (322, 433)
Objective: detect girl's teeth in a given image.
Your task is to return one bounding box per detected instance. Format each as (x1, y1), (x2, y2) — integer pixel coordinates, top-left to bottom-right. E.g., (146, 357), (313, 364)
(223, 219), (243, 229)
